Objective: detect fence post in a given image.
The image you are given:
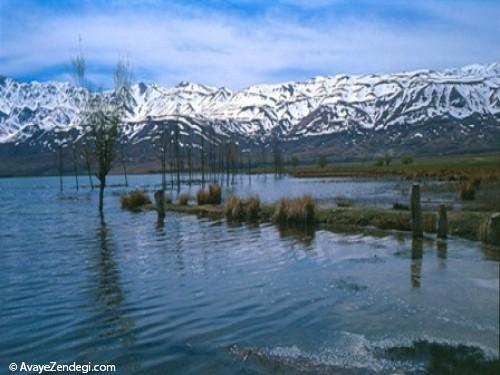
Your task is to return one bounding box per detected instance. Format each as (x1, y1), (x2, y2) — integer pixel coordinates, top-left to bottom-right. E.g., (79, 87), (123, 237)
(154, 190), (166, 223)
(480, 212), (500, 246)
(437, 204), (448, 239)
(410, 184), (423, 238)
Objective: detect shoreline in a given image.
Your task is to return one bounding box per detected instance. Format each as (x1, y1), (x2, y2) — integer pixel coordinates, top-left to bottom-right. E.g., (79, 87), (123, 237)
(138, 202), (496, 244)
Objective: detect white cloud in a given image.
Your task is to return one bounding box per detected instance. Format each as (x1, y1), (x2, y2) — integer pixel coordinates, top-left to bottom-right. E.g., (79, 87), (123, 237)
(0, 1), (498, 89)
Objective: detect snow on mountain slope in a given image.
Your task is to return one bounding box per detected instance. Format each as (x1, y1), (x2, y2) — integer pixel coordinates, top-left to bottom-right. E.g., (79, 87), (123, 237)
(0, 63), (499, 144)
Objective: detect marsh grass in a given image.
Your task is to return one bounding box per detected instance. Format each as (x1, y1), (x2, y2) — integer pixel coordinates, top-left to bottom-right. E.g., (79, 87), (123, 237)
(272, 195), (316, 225)
(121, 190), (151, 211)
(196, 184), (222, 205)
(225, 195), (261, 221)
(459, 182), (476, 201)
(178, 193), (190, 206)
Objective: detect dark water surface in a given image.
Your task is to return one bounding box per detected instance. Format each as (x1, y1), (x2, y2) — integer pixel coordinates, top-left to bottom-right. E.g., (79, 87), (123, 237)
(0, 175), (498, 374)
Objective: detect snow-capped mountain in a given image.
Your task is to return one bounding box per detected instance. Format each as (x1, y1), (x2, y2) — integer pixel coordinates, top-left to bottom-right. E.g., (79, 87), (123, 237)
(1, 63), (499, 146)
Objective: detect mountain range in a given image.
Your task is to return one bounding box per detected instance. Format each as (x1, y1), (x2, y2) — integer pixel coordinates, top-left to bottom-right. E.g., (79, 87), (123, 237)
(0, 63), (499, 175)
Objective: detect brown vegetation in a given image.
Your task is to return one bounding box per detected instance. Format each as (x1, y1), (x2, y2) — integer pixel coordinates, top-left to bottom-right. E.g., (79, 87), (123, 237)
(225, 195), (261, 221)
(196, 184), (222, 205)
(178, 193), (190, 205)
(272, 195), (316, 225)
(121, 190), (151, 211)
(459, 181), (476, 200)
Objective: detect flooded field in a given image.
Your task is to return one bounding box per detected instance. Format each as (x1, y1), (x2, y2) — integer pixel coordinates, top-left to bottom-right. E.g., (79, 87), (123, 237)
(0, 175), (498, 374)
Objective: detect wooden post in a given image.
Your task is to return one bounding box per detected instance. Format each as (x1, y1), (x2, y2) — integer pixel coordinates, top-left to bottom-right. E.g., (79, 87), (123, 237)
(154, 190), (166, 222)
(437, 204), (448, 239)
(410, 184), (423, 238)
(480, 212), (500, 246)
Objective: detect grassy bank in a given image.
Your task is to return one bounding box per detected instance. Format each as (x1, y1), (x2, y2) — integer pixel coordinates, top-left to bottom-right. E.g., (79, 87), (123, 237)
(139, 199), (494, 242)
(290, 153), (500, 180)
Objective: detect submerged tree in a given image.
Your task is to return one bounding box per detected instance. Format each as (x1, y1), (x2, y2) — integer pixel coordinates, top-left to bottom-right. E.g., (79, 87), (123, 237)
(71, 142), (80, 192)
(72, 55), (131, 216)
(54, 125), (67, 193)
(290, 155), (299, 171)
(319, 154), (328, 168)
(81, 140), (94, 190)
(154, 121), (170, 191)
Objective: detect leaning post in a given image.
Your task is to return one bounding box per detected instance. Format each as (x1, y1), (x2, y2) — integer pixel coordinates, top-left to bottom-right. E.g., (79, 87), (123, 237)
(410, 184), (423, 239)
(437, 204), (448, 239)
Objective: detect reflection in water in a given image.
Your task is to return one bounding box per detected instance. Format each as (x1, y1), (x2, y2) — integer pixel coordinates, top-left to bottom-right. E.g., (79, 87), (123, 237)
(276, 224), (316, 248)
(93, 220), (138, 373)
(437, 240), (448, 269)
(411, 239), (423, 288)
(96, 221), (124, 307)
(1, 175), (499, 375)
(480, 243), (500, 262)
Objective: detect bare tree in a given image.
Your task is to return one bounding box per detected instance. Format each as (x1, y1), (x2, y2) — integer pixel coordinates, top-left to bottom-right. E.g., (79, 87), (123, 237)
(72, 55), (131, 216)
(71, 143), (80, 192)
(54, 125), (66, 193)
(200, 133), (205, 188)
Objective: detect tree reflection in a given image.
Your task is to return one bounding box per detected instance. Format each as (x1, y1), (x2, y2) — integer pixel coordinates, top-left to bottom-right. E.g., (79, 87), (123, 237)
(91, 219), (138, 372)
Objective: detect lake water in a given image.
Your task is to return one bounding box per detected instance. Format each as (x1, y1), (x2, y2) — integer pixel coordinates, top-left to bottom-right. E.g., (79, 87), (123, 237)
(0, 175), (498, 374)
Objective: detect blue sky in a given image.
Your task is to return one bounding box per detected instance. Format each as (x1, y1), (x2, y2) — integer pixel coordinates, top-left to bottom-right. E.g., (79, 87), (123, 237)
(0, 0), (499, 89)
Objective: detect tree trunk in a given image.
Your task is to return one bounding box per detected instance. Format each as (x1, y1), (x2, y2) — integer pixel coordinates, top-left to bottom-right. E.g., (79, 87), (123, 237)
(201, 136), (205, 188)
(58, 145), (64, 193)
(98, 176), (105, 216)
(72, 147), (79, 192)
(121, 148), (128, 187)
(85, 155), (94, 190)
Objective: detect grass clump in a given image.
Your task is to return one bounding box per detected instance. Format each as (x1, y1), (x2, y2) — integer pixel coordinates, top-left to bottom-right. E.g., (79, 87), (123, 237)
(225, 195), (261, 221)
(196, 184), (222, 205)
(178, 193), (190, 206)
(196, 189), (209, 205)
(459, 181), (476, 200)
(272, 195), (316, 225)
(392, 202), (409, 211)
(121, 190), (151, 211)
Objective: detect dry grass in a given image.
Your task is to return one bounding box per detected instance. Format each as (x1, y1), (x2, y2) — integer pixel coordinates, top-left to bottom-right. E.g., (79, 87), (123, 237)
(178, 193), (190, 206)
(121, 190), (151, 211)
(197, 184), (222, 205)
(272, 195), (316, 225)
(196, 189), (209, 205)
(225, 195), (261, 221)
(208, 184), (222, 204)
